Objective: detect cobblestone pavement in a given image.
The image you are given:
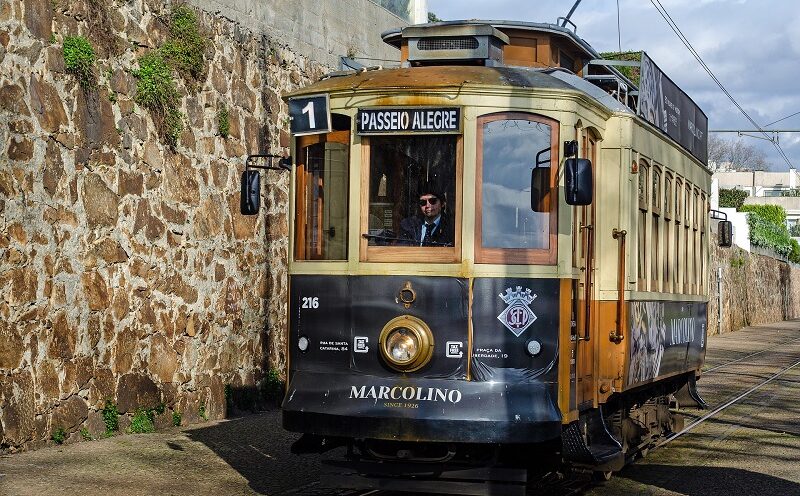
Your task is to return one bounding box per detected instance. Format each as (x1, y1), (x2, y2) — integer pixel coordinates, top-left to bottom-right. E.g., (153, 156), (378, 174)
(1, 322), (799, 496)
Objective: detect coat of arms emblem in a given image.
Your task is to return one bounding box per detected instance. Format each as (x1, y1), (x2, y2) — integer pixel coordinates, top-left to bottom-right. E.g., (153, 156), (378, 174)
(497, 286), (537, 337)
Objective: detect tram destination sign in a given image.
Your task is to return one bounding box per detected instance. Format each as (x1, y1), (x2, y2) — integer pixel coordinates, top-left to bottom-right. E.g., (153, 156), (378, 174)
(357, 107), (462, 135)
(637, 52), (708, 163)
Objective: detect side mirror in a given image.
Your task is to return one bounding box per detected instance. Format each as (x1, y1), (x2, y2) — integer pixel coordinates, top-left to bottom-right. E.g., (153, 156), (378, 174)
(530, 166), (551, 212)
(565, 158), (593, 206)
(240, 170), (261, 215)
(718, 220), (733, 247)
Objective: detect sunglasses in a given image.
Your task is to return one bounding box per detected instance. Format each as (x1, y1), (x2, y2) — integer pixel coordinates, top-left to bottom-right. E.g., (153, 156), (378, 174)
(418, 197), (440, 206)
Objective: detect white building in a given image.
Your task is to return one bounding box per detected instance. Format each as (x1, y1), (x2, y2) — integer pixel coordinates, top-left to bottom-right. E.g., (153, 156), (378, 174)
(712, 169), (800, 247)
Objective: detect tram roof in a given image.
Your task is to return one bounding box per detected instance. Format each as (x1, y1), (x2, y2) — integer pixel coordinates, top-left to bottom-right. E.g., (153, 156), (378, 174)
(381, 20), (602, 62)
(284, 65), (633, 115)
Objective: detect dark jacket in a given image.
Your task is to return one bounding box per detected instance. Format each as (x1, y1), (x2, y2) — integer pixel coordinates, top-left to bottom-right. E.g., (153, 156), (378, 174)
(399, 215), (454, 247)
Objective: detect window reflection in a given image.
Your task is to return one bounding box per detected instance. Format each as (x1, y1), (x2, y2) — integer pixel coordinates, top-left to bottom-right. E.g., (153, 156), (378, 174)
(481, 119), (552, 249)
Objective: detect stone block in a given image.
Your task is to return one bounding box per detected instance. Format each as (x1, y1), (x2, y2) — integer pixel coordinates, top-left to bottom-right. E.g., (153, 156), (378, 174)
(23, 0), (53, 40)
(81, 271), (111, 311)
(116, 373), (161, 413)
(29, 75), (67, 134)
(82, 173), (119, 228)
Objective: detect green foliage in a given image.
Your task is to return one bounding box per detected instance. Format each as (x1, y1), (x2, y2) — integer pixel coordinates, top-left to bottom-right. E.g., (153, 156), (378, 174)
(719, 188), (749, 209)
(160, 5), (207, 84)
(792, 239), (800, 264)
(781, 188), (800, 197)
(153, 403), (166, 415)
(62, 35), (96, 90)
(217, 106), (230, 138)
(746, 212), (792, 257)
(427, 11), (442, 22)
(172, 411), (182, 427)
(133, 52), (183, 148)
(128, 408), (155, 434)
(198, 405), (208, 421)
(51, 427), (66, 444)
(80, 427), (92, 441)
(102, 400), (119, 434)
(599, 50), (641, 85)
(790, 223), (800, 237)
(730, 255), (745, 269)
(259, 368), (285, 404)
(739, 204), (787, 225)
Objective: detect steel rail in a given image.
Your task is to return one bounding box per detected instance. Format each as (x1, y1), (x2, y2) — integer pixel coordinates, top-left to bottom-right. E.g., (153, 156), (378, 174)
(702, 335), (800, 373)
(661, 357), (800, 446)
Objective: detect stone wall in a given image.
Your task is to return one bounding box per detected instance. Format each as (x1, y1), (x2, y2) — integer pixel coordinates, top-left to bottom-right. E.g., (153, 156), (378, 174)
(707, 243), (800, 335)
(0, 0), (362, 451)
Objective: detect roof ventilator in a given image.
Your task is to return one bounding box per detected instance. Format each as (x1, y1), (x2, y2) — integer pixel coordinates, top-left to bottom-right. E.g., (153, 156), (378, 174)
(402, 24), (509, 67)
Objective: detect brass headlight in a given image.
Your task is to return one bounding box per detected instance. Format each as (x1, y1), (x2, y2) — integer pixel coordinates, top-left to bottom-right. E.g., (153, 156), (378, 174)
(379, 315), (434, 372)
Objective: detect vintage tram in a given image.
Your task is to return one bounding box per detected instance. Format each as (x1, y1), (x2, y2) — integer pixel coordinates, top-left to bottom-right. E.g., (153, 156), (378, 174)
(242, 20), (728, 495)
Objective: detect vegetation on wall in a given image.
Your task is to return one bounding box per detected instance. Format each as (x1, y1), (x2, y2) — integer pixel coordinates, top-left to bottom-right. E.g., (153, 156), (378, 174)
(132, 4), (207, 148)
(63, 35), (96, 90)
(741, 205), (800, 262)
(133, 52), (184, 148)
(719, 188), (748, 209)
(217, 106), (230, 138)
(160, 5), (207, 86)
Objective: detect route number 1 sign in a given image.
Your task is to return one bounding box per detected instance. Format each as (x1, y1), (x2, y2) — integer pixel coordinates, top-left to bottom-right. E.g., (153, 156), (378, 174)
(288, 94), (331, 136)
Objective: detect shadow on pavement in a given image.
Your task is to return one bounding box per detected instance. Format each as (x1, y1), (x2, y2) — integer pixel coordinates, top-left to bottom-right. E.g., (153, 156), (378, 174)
(618, 464), (800, 496)
(184, 410), (332, 495)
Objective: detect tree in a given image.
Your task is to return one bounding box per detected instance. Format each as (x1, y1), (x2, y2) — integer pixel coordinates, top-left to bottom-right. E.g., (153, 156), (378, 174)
(708, 135), (767, 171)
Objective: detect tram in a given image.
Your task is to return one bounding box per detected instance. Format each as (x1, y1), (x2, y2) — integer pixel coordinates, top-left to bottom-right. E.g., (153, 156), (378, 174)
(241, 20), (731, 495)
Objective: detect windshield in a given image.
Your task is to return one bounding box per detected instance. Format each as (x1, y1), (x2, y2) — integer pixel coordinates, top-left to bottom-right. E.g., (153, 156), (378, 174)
(366, 135), (457, 248)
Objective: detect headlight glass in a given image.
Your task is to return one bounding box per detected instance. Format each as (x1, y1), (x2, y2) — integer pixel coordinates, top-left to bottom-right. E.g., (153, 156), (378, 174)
(386, 328), (419, 363)
(379, 315), (434, 372)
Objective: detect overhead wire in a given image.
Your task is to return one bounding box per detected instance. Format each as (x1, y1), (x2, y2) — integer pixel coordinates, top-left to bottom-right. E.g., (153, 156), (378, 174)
(649, 0), (794, 168)
(765, 110), (800, 128)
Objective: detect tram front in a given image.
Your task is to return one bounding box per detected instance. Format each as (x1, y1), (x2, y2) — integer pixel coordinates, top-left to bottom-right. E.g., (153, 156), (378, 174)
(241, 62), (599, 485)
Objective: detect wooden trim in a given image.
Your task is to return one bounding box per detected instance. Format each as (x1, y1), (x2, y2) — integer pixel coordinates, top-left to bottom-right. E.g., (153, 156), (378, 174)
(294, 130), (350, 261)
(474, 112), (558, 265)
(360, 135), (463, 263)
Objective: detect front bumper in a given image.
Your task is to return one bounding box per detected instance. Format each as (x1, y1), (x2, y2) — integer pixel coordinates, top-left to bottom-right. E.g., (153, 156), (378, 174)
(282, 371), (562, 443)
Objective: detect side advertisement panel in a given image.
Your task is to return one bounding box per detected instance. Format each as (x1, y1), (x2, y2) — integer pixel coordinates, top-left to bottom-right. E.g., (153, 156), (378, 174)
(638, 52), (708, 163)
(626, 300), (707, 388)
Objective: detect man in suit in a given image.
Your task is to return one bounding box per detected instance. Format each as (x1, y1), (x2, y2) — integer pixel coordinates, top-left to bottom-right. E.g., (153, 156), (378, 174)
(400, 189), (454, 247)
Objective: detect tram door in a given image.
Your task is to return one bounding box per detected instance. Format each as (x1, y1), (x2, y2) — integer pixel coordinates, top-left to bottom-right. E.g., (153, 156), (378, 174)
(575, 133), (598, 410)
(295, 131), (350, 260)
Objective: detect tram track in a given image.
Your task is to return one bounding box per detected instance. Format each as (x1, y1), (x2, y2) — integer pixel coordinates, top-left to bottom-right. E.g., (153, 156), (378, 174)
(664, 357), (800, 447)
(702, 335), (800, 373)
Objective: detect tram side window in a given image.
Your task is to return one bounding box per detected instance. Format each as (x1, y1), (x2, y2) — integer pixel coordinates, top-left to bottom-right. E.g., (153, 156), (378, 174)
(366, 135), (457, 248)
(637, 162), (649, 290)
(478, 114), (556, 257)
(294, 114), (351, 261)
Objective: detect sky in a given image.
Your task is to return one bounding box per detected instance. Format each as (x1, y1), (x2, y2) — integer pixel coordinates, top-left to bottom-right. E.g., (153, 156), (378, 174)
(426, 0), (800, 171)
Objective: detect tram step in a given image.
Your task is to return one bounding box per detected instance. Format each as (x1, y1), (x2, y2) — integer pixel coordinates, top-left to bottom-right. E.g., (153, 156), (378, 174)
(561, 413), (623, 468)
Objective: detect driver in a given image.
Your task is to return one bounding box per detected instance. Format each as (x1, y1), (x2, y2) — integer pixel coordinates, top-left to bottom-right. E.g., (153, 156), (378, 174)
(400, 188), (454, 246)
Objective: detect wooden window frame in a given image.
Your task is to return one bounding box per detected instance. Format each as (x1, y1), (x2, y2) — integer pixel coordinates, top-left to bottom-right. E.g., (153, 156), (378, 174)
(294, 130), (351, 261)
(475, 112), (558, 265)
(359, 135), (463, 263)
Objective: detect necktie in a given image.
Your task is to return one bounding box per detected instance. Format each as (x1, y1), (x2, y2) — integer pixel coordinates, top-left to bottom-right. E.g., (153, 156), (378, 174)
(422, 223), (435, 245)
